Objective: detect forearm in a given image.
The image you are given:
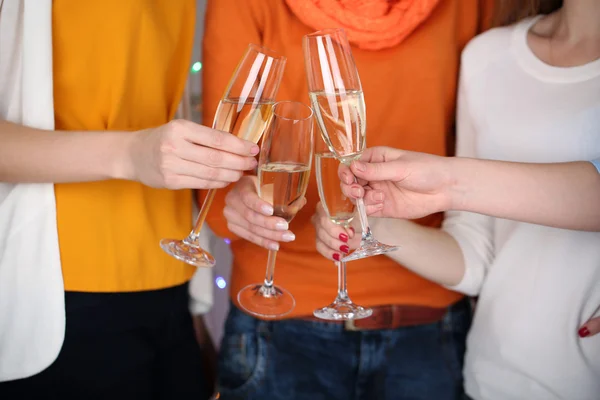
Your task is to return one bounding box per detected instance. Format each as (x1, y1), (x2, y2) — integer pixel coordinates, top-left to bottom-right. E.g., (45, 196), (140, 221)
(450, 158), (600, 231)
(370, 217), (466, 287)
(0, 119), (134, 183)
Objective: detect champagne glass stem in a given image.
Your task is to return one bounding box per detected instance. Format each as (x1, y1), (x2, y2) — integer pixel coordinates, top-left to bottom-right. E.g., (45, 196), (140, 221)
(355, 197), (373, 241)
(262, 249), (278, 295)
(185, 189), (217, 244)
(336, 261), (349, 300)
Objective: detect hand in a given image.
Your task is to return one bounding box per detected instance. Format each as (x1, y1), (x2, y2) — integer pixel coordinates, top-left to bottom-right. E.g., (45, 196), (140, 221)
(579, 316), (600, 338)
(338, 146), (453, 219)
(311, 202), (358, 262)
(128, 119), (259, 189)
(223, 176), (302, 250)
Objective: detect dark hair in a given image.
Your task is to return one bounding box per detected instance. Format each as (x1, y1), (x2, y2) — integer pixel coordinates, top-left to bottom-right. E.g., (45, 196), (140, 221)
(494, 0), (563, 26)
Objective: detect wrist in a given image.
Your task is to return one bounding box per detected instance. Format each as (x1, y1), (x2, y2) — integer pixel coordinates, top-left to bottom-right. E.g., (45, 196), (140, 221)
(112, 130), (141, 181)
(446, 157), (474, 211)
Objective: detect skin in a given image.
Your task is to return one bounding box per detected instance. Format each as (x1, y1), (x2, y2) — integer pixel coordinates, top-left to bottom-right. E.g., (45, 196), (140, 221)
(0, 118), (260, 189)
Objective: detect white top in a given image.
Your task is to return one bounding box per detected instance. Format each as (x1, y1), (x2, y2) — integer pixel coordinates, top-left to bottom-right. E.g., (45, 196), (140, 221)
(0, 0), (66, 382)
(443, 16), (600, 400)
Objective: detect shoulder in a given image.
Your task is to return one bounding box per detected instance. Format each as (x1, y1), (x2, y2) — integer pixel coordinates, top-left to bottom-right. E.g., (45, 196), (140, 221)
(460, 24), (515, 79)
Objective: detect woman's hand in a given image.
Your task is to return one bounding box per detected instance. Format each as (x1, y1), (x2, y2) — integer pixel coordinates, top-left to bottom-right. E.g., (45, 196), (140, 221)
(579, 316), (600, 338)
(128, 119), (260, 189)
(338, 146), (453, 219)
(311, 202), (358, 262)
(223, 176), (301, 250)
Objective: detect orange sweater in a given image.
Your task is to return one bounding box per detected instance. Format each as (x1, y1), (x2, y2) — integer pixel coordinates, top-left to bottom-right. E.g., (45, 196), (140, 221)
(202, 0), (493, 318)
(53, 0), (196, 292)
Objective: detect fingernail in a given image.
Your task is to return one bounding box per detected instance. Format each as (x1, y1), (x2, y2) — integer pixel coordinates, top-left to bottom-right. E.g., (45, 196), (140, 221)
(333, 253), (340, 261)
(349, 227), (355, 235)
(282, 232), (296, 242)
(353, 161), (366, 172)
(351, 187), (362, 198)
(339, 233), (348, 242)
(340, 245), (350, 254)
(275, 221), (288, 231)
(374, 191), (384, 202)
(578, 326), (590, 338)
(341, 172), (351, 183)
(250, 158), (258, 168)
(268, 242), (279, 251)
(261, 205), (274, 215)
(250, 145), (260, 156)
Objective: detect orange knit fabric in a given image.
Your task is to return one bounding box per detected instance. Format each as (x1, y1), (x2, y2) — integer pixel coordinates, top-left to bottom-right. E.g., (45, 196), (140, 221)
(285, 0), (441, 50)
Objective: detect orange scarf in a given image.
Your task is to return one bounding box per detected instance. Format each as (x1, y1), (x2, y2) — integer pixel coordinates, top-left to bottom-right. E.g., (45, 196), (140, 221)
(286, 0), (441, 51)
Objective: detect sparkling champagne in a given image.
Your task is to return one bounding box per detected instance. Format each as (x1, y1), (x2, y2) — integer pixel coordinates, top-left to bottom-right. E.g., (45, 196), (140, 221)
(258, 162), (311, 222)
(309, 90), (366, 165)
(196, 98), (275, 223)
(213, 98), (274, 142)
(315, 152), (355, 225)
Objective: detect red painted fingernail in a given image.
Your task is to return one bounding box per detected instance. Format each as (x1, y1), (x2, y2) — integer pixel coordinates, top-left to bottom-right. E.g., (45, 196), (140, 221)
(340, 245), (350, 254)
(349, 227), (355, 235)
(339, 233), (348, 242)
(578, 327), (590, 338)
(333, 253), (340, 261)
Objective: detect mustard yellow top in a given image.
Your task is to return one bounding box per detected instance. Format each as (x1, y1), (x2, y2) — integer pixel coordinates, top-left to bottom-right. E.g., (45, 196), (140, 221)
(52, 0), (196, 292)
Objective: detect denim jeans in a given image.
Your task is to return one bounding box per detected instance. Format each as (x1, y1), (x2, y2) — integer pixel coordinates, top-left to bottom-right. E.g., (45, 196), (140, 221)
(217, 298), (471, 400)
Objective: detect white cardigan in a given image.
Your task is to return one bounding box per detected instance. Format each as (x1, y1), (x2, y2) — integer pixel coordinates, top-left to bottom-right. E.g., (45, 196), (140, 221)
(0, 0), (66, 381)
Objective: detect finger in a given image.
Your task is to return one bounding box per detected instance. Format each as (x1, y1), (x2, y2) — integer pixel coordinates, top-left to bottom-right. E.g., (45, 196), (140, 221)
(226, 222), (280, 251)
(351, 160), (401, 182)
(165, 175), (229, 190)
(579, 316), (600, 338)
(226, 177), (275, 217)
(169, 158), (244, 183)
(182, 121), (260, 157)
(223, 201), (291, 235)
(338, 163), (354, 185)
(316, 240), (340, 262)
(179, 140), (258, 171)
(223, 206), (294, 242)
(239, 184), (278, 217)
(315, 220), (349, 255)
(341, 183), (365, 200)
(363, 189), (385, 206)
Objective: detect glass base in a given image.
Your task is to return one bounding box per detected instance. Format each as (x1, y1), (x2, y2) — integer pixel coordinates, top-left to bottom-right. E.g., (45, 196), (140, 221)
(160, 238), (216, 268)
(237, 284), (295, 319)
(341, 237), (399, 262)
(313, 298), (372, 321)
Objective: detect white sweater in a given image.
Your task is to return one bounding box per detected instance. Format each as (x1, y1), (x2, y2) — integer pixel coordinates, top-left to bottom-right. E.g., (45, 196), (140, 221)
(443, 17), (600, 400)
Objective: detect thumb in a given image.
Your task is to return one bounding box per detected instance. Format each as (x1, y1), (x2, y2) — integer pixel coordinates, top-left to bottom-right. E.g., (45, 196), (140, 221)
(578, 316), (600, 338)
(350, 160), (400, 182)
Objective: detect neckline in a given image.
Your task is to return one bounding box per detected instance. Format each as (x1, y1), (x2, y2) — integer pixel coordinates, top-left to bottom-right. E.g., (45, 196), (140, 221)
(511, 15), (600, 83)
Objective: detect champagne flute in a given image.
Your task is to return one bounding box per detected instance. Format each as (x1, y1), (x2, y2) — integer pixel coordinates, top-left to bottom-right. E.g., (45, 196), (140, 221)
(160, 44), (286, 267)
(237, 101), (314, 318)
(303, 28), (398, 262)
(313, 136), (372, 320)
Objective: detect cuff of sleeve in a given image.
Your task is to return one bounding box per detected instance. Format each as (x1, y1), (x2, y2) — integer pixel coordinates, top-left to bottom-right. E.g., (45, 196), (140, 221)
(441, 228), (486, 297)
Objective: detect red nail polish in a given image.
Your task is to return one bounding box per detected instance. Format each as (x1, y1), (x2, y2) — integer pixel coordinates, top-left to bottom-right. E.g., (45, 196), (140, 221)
(339, 233), (348, 242)
(579, 327), (590, 338)
(349, 227), (355, 235)
(340, 245), (350, 254)
(333, 253), (340, 261)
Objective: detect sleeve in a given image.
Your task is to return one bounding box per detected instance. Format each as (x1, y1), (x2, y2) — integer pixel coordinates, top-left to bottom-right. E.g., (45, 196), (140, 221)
(441, 61), (496, 297)
(199, 0), (264, 240)
(590, 158), (600, 174)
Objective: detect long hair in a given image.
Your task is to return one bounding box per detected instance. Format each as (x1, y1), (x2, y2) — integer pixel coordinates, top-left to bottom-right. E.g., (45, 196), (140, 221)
(494, 0), (563, 27)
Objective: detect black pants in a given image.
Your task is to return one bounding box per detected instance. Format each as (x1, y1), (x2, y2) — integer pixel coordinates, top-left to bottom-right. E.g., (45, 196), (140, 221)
(0, 283), (210, 399)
